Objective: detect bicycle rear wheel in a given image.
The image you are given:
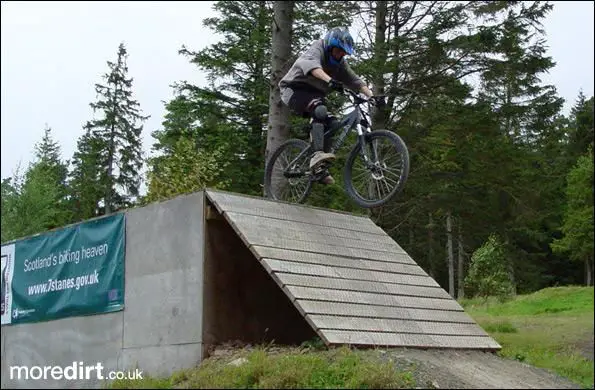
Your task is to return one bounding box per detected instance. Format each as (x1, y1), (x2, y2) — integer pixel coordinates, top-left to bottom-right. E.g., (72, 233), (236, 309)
(344, 130), (409, 208)
(264, 139), (313, 204)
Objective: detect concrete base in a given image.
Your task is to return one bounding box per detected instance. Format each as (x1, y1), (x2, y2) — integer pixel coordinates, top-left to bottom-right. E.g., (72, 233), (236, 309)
(1, 192), (206, 389)
(0, 312), (123, 389)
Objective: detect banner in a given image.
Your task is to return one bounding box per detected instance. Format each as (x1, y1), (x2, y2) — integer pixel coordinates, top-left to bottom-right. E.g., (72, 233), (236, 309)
(1, 213), (125, 325)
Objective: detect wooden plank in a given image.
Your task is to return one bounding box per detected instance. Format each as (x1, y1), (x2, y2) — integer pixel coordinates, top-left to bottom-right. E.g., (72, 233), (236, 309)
(227, 211), (396, 243)
(308, 315), (489, 337)
(207, 191), (383, 234)
(253, 246), (420, 273)
(242, 230), (404, 257)
(226, 212), (405, 254)
(321, 330), (501, 350)
(277, 273), (452, 299)
(297, 300), (476, 323)
(286, 285), (464, 311)
(263, 259), (439, 287)
(251, 239), (414, 264)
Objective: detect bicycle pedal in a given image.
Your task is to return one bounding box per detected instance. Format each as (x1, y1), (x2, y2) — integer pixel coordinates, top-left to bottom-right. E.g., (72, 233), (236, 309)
(312, 164), (327, 175)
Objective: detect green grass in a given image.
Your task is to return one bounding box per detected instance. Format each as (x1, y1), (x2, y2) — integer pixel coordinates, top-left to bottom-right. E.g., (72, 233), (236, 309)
(108, 346), (417, 389)
(460, 285), (594, 388)
(108, 286), (593, 389)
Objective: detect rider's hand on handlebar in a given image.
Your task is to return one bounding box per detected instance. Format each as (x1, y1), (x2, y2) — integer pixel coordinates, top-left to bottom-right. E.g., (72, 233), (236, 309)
(328, 79), (344, 93)
(370, 95), (387, 107)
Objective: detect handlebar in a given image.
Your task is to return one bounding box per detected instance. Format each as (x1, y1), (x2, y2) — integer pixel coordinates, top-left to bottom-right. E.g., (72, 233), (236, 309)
(340, 86), (418, 107)
(343, 88), (370, 105)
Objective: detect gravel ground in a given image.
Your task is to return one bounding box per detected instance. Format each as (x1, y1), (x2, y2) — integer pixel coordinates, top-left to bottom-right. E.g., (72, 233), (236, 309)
(377, 347), (583, 389)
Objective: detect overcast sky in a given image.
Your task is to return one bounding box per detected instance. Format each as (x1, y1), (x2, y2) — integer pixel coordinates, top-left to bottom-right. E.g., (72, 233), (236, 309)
(1, 1), (594, 182)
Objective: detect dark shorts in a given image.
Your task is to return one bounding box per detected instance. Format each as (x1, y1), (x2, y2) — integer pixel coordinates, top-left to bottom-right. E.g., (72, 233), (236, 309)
(280, 85), (326, 117)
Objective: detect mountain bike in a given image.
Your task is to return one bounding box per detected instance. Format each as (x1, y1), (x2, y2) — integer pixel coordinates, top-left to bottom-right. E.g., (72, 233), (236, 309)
(264, 88), (410, 208)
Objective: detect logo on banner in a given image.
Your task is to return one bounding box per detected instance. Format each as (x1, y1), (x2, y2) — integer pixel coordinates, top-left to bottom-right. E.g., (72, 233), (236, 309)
(1, 244), (16, 325)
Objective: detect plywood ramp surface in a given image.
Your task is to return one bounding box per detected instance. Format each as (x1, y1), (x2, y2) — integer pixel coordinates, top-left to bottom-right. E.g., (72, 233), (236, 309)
(205, 190), (501, 351)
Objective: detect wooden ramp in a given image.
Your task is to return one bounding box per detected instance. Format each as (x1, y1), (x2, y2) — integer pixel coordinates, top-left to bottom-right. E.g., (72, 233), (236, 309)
(205, 190), (501, 351)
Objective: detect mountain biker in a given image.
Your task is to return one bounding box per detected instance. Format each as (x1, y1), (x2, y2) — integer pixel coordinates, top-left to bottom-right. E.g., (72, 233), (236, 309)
(279, 27), (381, 185)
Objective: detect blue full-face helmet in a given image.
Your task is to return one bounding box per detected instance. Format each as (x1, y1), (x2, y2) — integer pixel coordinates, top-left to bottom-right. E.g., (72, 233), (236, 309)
(324, 27), (354, 66)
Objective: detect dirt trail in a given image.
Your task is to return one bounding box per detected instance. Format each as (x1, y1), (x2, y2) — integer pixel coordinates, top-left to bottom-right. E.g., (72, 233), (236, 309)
(382, 348), (582, 389)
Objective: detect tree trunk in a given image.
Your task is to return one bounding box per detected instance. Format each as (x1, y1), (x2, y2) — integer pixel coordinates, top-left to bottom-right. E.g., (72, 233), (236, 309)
(504, 233), (517, 295)
(105, 131), (114, 215)
(457, 218), (465, 299)
(264, 1), (295, 195)
(586, 256), (593, 286)
(371, 1), (388, 130)
(446, 211), (455, 298)
(428, 212), (436, 279)
(106, 79), (120, 215)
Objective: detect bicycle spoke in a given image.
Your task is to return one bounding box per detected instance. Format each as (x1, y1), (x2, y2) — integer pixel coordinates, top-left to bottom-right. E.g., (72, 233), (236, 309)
(266, 141), (313, 203)
(348, 134), (408, 203)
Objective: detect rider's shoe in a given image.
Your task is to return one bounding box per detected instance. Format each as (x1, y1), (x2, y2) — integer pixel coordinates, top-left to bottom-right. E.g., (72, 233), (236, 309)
(310, 151), (336, 170)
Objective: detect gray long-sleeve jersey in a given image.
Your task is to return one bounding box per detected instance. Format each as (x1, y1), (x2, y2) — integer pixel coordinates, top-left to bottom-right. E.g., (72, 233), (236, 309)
(279, 39), (365, 94)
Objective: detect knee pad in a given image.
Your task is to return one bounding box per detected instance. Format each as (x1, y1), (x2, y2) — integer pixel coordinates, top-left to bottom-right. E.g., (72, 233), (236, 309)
(313, 105), (328, 121)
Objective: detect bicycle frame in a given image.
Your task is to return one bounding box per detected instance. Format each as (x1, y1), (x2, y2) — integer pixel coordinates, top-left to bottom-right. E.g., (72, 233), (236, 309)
(327, 101), (369, 155)
(284, 90), (379, 175)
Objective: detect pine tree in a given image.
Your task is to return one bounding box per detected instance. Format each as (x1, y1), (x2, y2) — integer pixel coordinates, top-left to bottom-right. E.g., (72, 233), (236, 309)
(1, 166), (24, 242)
(551, 147), (594, 285)
(69, 130), (104, 220)
(567, 92), (594, 162)
(70, 42), (149, 217)
(1, 126), (71, 240)
(31, 125), (72, 226)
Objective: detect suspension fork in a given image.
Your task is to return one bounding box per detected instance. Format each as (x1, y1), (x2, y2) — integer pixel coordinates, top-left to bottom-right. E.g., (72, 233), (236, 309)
(356, 123), (378, 166)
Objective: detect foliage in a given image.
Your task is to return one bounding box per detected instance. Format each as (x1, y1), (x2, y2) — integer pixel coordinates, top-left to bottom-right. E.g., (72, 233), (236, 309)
(1, 126), (71, 242)
(550, 148), (594, 264)
(69, 42), (148, 218)
(465, 234), (515, 301)
(144, 137), (231, 203)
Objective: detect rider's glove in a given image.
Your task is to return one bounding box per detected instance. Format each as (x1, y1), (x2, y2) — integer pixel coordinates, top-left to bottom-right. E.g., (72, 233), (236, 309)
(328, 79), (344, 92)
(370, 95), (387, 107)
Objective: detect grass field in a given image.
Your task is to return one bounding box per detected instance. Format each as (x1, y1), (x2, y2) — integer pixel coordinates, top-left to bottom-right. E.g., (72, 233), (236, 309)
(459, 285), (594, 388)
(108, 286), (594, 389)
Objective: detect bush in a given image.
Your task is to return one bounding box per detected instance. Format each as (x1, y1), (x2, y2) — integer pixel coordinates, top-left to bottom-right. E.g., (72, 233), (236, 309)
(465, 233), (515, 301)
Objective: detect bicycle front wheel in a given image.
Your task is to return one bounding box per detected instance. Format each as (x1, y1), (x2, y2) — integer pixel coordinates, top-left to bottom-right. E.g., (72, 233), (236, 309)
(264, 138), (313, 204)
(344, 130), (409, 208)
